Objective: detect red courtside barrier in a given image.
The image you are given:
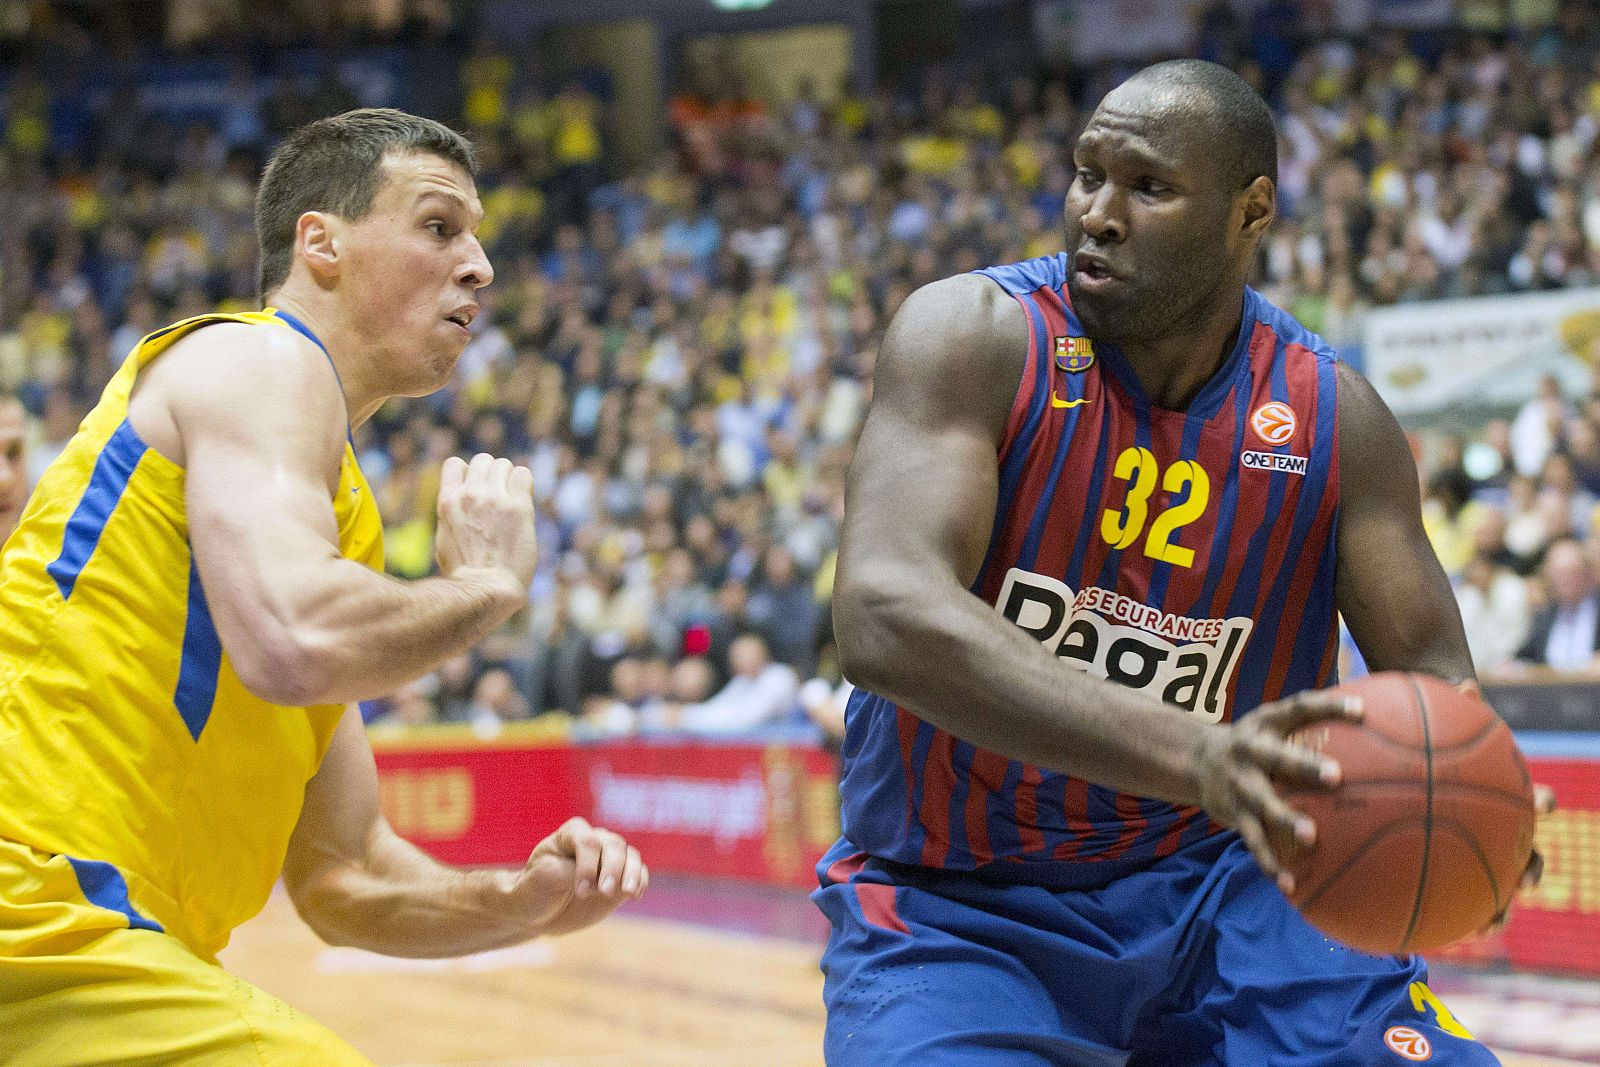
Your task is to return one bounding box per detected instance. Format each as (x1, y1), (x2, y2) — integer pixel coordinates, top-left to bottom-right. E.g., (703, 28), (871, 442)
(1433, 753), (1600, 977)
(370, 729), (840, 888)
(370, 730), (1599, 974)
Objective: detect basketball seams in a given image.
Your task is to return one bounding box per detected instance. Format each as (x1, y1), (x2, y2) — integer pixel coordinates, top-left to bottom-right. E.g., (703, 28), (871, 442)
(1297, 779), (1533, 807)
(1429, 818), (1505, 914)
(1397, 675), (1434, 954)
(1294, 817), (1428, 914)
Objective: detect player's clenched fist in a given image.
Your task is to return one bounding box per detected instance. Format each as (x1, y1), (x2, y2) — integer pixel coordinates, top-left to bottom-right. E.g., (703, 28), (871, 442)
(434, 453), (538, 590)
(510, 817), (648, 937)
(1190, 691), (1363, 895)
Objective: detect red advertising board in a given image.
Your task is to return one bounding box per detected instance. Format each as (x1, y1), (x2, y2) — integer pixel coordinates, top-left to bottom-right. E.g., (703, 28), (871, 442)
(371, 733), (839, 888)
(1435, 754), (1600, 977)
(567, 742), (841, 888)
(371, 734), (576, 866)
(371, 733), (1598, 974)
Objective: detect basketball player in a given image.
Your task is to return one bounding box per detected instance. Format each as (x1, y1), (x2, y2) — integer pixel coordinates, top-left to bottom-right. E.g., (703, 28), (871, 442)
(821, 62), (1523, 1065)
(0, 391), (27, 543)
(0, 109), (646, 1065)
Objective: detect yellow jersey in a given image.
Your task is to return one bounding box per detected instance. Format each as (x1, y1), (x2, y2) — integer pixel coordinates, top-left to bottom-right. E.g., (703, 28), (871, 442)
(0, 309), (383, 961)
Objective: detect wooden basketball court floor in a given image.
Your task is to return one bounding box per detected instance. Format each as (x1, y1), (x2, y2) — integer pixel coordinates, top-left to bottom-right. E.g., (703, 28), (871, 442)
(220, 877), (1599, 1067)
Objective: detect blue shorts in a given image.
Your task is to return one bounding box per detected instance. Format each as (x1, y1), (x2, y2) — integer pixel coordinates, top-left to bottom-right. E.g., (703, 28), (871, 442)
(813, 832), (1497, 1066)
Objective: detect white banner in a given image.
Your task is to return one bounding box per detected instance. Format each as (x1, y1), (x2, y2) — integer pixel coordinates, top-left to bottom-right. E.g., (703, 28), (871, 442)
(1361, 288), (1600, 417)
(1033, 0), (1192, 64)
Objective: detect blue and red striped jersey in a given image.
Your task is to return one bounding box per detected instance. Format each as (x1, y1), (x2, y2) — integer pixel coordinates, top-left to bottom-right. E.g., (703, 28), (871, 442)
(838, 252), (1343, 883)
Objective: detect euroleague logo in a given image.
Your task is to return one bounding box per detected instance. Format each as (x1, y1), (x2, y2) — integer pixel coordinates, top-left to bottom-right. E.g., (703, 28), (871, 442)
(1384, 1026), (1433, 1061)
(1250, 401), (1297, 446)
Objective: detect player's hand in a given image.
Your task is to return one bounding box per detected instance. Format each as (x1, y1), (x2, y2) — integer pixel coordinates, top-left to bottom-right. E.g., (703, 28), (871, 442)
(1191, 691), (1364, 895)
(509, 817), (648, 938)
(434, 453), (537, 593)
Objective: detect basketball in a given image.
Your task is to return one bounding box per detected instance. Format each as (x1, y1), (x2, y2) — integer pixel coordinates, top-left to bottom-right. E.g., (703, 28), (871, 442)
(1279, 672), (1536, 955)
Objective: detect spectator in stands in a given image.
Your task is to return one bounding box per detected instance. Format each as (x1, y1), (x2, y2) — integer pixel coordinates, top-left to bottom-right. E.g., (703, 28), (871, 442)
(1511, 373), (1573, 478)
(0, 393), (27, 545)
(465, 667), (533, 738)
(1511, 537), (1600, 671)
(674, 633), (799, 735)
(746, 545), (825, 675)
(1455, 550), (1532, 673)
(368, 678), (441, 731)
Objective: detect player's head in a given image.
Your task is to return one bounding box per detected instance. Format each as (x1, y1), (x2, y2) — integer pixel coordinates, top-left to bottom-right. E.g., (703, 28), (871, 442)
(1064, 60), (1277, 345)
(255, 108), (492, 394)
(0, 393), (28, 541)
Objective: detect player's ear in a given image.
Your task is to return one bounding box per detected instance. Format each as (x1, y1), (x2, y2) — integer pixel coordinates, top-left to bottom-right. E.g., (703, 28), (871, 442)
(1239, 176), (1275, 239)
(296, 211), (341, 282)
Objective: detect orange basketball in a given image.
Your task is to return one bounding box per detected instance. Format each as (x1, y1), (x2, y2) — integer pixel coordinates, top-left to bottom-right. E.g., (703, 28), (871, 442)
(1278, 672), (1536, 954)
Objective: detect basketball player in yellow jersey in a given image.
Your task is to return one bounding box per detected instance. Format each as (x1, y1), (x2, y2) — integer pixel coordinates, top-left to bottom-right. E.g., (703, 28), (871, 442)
(0, 109), (647, 1066)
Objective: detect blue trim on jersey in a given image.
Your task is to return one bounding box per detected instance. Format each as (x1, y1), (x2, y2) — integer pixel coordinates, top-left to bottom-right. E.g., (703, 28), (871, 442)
(47, 420), (148, 601)
(1146, 406), (1212, 611)
(1236, 352), (1333, 712)
(1280, 357), (1343, 697)
(907, 718), (936, 858)
(999, 293), (1059, 575)
(274, 309), (353, 444)
(174, 556), (224, 740)
(945, 740), (978, 861)
(65, 856), (164, 933)
(1066, 406), (1115, 585)
(1224, 336), (1292, 626)
(976, 253), (1071, 296)
(1020, 391), (1086, 571)
(273, 308), (330, 355)
(1194, 377), (1251, 615)
(1094, 398), (1153, 592)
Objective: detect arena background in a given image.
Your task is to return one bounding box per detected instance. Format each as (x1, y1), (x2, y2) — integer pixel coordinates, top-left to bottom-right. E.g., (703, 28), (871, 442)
(3, 0), (1599, 1062)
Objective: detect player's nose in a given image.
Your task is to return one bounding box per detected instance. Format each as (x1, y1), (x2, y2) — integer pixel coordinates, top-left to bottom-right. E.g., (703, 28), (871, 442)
(458, 235), (494, 290)
(1079, 186), (1127, 243)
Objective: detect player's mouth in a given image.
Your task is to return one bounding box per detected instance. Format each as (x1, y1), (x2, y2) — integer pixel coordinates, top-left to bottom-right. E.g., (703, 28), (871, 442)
(1073, 252), (1127, 292)
(444, 305), (477, 336)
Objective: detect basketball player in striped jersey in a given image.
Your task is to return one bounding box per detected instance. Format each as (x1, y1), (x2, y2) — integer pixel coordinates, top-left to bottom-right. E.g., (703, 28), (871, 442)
(821, 61), (1529, 1065)
(0, 110), (645, 1065)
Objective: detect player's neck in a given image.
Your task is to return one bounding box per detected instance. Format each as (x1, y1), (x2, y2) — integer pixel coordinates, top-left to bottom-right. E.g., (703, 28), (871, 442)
(1116, 289), (1246, 411)
(265, 292), (387, 428)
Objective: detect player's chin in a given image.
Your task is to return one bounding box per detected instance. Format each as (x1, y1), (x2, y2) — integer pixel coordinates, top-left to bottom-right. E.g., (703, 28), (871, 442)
(1066, 287), (1137, 340)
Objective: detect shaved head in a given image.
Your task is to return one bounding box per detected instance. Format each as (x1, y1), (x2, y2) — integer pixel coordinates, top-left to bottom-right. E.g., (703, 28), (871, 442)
(1110, 60), (1278, 190)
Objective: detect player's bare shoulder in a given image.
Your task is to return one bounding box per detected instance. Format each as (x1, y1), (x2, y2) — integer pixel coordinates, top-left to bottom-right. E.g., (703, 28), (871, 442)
(128, 319), (348, 470)
(876, 272), (1030, 445)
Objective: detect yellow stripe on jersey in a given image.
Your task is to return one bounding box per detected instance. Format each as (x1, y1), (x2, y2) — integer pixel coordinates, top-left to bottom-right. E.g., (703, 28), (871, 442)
(0, 309), (384, 960)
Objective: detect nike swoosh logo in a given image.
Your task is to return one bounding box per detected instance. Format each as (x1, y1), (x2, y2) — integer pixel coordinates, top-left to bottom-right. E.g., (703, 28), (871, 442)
(1052, 392), (1091, 409)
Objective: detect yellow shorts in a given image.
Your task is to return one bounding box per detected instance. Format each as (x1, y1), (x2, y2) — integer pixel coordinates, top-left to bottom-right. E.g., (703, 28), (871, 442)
(0, 837), (371, 1066)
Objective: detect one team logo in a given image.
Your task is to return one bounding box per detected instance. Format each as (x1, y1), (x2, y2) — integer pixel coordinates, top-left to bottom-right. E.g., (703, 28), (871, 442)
(1251, 401), (1297, 445)
(1384, 1026), (1433, 1061)
(1055, 335), (1095, 373)
(1241, 451), (1307, 475)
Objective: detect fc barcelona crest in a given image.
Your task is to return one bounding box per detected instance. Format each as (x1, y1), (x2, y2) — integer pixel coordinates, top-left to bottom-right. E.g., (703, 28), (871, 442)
(1055, 335), (1095, 373)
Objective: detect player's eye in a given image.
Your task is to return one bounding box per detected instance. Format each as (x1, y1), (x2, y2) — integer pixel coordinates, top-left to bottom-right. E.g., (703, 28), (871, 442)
(426, 220), (450, 238)
(1136, 179), (1170, 196)
(1074, 168), (1102, 189)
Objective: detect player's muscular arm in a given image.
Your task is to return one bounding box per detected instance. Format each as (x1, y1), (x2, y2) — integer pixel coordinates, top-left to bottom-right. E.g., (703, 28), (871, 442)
(834, 275), (1339, 812)
(130, 325), (529, 707)
(282, 708), (645, 957)
(1333, 362), (1475, 683)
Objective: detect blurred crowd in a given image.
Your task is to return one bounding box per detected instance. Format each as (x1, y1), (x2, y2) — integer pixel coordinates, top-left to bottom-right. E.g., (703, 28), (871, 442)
(5, 2), (1600, 739)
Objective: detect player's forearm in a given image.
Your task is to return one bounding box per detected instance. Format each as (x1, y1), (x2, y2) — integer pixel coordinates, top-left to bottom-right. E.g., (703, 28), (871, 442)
(836, 568), (1205, 806)
(243, 561), (523, 706)
(292, 835), (539, 958)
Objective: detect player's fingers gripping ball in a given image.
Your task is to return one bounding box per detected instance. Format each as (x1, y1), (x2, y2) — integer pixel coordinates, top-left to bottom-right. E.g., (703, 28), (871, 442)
(1275, 672), (1536, 954)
